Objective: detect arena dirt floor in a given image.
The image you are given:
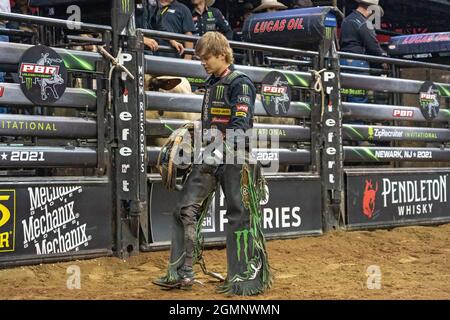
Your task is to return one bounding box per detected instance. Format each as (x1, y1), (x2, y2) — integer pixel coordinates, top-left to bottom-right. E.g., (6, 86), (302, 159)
(0, 223), (449, 300)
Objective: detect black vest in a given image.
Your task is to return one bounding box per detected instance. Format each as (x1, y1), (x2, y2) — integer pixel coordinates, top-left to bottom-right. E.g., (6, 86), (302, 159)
(201, 70), (247, 133)
(203, 9), (218, 32)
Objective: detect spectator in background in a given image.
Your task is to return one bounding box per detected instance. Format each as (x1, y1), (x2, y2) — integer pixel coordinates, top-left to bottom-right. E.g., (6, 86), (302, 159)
(191, 0), (233, 40)
(291, 0), (313, 8)
(232, 2), (253, 37)
(159, 0), (196, 59)
(249, 0), (288, 66)
(340, 0), (387, 103)
(231, 2), (254, 65)
(0, 0), (11, 113)
(253, 0), (287, 13)
(136, 0), (185, 55)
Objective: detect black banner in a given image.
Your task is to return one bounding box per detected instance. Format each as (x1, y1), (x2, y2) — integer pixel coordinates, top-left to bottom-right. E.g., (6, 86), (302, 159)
(322, 70), (343, 193)
(0, 146), (97, 168)
(148, 177), (322, 247)
(115, 52), (138, 201)
(147, 147), (311, 166)
(0, 178), (112, 266)
(389, 32), (450, 56)
(346, 169), (450, 229)
(343, 124), (450, 142)
(0, 114), (96, 138)
(342, 102), (450, 123)
(146, 119), (310, 142)
(242, 7), (338, 50)
(145, 91), (311, 118)
(0, 83), (96, 109)
(344, 147), (450, 163)
(0, 42), (101, 72)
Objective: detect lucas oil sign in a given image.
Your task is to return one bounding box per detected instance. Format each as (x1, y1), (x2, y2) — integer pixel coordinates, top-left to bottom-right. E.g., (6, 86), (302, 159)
(19, 45), (67, 106)
(346, 170), (450, 229)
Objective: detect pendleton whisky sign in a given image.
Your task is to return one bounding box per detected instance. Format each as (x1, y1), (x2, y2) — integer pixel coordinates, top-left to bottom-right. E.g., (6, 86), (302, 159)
(346, 169), (450, 229)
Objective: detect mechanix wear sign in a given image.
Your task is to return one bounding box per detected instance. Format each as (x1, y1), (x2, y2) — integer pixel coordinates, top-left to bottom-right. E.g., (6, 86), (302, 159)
(19, 45), (67, 106)
(419, 81), (440, 121)
(0, 181), (112, 267)
(261, 71), (291, 117)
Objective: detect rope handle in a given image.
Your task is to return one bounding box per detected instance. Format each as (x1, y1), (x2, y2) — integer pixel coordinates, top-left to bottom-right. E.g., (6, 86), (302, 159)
(98, 46), (135, 80)
(310, 68), (327, 121)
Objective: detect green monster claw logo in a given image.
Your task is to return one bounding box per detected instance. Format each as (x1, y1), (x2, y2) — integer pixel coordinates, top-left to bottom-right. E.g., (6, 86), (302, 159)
(208, 11), (214, 18)
(242, 84), (250, 95)
(216, 85), (224, 99)
(325, 27), (333, 39)
(368, 126), (374, 141)
(235, 228), (254, 264)
(25, 78), (33, 90)
(121, 0), (130, 13)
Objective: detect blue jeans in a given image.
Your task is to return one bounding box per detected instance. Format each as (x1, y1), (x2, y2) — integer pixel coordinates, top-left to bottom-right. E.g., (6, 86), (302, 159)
(0, 34), (9, 113)
(340, 59), (369, 104)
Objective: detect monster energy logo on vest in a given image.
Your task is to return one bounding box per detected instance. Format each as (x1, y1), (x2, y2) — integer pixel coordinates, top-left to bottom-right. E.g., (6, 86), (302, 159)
(122, 0), (131, 12)
(261, 71), (291, 117)
(202, 70), (247, 132)
(18, 45), (67, 106)
(216, 85), (225, 100)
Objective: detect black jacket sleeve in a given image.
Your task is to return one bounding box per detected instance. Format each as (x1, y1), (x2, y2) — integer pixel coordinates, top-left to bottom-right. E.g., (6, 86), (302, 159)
(213, 8), (233, 40)
(227, 77), (256, 131)
(357, 20), (385, 56)
(145, 2), (166, 31)
(180, 4), (196, 33)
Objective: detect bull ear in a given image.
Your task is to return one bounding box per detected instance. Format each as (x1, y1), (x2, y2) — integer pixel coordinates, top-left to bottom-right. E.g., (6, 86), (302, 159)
(156, 78), (182, 91)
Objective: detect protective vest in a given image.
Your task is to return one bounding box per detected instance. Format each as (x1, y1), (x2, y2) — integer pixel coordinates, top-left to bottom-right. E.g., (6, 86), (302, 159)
(201, 70), (247, 133)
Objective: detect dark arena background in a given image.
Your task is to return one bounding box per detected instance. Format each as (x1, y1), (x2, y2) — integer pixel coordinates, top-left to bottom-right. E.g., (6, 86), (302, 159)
(0, 0), (449, 300)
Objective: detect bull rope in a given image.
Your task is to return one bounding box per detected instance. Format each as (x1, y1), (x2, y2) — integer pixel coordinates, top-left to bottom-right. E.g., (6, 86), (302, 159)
(311, 68), (327, 121)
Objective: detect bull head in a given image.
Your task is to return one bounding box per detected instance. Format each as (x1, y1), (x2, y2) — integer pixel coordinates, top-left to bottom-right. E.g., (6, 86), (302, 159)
(150, 77), (182, 91)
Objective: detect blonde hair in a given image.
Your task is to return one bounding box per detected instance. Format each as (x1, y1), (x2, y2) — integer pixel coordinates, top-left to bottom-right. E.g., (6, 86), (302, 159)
(195, 32), (234, 64)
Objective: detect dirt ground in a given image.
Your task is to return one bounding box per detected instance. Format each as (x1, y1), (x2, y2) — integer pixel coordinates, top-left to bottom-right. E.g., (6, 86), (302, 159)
(0, 224), (449, 300)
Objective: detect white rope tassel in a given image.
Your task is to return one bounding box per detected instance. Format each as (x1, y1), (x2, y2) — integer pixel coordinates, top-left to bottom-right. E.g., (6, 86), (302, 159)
(311, 68), (327, 121)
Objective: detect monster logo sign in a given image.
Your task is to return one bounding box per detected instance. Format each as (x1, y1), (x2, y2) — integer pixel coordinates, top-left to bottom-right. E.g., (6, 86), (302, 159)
(261, 71), (292, 117)
(19, 45), (67, 106)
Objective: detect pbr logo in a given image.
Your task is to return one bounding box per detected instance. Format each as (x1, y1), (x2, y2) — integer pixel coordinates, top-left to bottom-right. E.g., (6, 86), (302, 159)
(261, 71), (291, 117)
(393, 109), (414, 118)
(419, 81), (440, 121)
(19, 45), (67, 106)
